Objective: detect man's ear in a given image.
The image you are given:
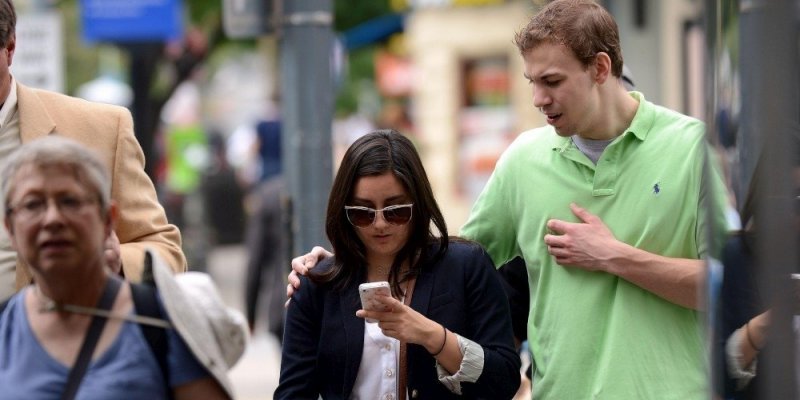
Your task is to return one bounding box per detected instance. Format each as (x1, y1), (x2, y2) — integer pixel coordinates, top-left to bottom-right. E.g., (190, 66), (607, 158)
(6, 34), (15, 66)
(593, 52), (612, 84)
(105, 201), (118, 235)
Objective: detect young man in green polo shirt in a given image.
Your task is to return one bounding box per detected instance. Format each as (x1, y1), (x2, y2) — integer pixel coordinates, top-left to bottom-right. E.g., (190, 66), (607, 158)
(288, 0), (730, 397)
(459, 0), (729, 398)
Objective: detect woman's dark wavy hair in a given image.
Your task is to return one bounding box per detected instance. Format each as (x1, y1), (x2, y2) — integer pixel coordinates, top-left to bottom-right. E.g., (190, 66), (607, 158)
(309, 129), (448, 297)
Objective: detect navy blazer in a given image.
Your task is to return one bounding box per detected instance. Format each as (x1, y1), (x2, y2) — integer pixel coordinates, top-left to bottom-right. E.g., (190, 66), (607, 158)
(276, 241), (520, 399)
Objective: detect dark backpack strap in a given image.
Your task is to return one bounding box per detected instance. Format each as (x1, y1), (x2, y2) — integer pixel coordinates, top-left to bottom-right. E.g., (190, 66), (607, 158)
(130, 282), (170, 388)
(62, 277), (122, 400)
(0, 297), (10, 315)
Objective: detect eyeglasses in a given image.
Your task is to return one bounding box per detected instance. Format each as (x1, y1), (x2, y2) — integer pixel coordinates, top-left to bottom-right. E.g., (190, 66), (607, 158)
(6, 195), (98, 221)
(344, 204), (413, 228)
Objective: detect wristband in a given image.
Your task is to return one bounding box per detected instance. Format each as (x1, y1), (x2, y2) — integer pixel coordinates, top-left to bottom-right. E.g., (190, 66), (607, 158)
(745, 320), (762, 351)
(431, 325), (447, 356)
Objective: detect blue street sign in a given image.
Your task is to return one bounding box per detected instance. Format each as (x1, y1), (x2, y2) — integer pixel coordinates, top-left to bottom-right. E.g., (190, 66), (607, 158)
(80, 0), (183, 43)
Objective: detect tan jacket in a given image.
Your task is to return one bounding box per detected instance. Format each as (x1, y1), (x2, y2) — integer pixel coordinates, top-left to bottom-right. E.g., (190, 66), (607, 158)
(14, 82), (187, 289)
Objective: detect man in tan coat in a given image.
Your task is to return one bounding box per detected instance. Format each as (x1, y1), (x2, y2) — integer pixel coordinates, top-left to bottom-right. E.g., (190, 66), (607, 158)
(0, 0), (186, 300)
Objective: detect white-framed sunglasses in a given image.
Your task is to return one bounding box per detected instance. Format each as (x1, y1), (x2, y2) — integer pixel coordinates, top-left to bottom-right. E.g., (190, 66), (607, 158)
(344, 204), (414, 228)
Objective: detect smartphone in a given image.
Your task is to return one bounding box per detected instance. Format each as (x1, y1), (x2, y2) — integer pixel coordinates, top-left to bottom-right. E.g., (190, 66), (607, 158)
(359, 281), (391, 323)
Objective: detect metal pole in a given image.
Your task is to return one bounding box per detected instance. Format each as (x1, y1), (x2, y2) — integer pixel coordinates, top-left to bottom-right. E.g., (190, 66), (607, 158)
(278, 0), (334, 256)
(127, 42), (163, 182)
(707, 1), (799, 397)
(750, 1), (799, 398)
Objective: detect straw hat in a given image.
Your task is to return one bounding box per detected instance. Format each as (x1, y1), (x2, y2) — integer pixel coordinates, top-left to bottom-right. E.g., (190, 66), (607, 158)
(147, 249), (249, 398)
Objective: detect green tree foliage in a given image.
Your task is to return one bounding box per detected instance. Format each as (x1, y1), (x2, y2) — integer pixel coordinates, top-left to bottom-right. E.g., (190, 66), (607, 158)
(335, 0), (391, 31)
(334, 0), (393, 116)
(55, 0), (393, 117)
(52, 0), (98, 95)
(54, 0), (228, 94)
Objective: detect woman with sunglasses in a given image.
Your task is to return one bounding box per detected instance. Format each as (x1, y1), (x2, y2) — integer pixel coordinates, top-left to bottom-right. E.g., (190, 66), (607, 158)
(276, 130), (519, 399)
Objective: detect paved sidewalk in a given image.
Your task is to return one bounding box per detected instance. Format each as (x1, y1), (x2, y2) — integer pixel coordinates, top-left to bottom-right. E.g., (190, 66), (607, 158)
(207, 245), (281, 400)
(229, 333), (281, 400)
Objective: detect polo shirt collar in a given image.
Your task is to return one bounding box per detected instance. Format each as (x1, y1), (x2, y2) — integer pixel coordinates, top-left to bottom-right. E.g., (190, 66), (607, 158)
(554, 91), (655, 153)
(623, 91), (654, 142)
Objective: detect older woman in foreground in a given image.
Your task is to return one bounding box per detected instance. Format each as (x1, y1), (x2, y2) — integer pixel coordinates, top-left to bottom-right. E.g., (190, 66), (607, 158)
(0, 136), (229, 399)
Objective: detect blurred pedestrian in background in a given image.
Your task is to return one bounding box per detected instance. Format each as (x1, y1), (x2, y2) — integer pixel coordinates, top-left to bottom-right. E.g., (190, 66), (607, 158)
(159, 78), (212, 271)
(243, 118), (289, 339)
(0, 0), (185, 302)
(201, 132), (246, 247)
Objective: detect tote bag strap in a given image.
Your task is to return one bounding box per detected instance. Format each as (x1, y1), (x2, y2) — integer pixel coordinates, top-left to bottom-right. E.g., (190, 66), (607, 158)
(397, 277), (417, 400)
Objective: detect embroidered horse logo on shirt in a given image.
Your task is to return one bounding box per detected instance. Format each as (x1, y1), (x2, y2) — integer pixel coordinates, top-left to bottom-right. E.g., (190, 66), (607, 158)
(653, 182), (661, 195)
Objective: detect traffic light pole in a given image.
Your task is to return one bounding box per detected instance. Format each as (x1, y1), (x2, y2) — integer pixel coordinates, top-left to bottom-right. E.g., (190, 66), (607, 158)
(279, 0), (334, 257)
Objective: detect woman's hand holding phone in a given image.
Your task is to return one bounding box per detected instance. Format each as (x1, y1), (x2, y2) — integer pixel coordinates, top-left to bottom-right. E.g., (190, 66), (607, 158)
(357, 289), (442, 352)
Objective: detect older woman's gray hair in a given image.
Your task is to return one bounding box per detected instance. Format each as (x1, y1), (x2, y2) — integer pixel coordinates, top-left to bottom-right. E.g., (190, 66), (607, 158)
(0, 136), (111, 215)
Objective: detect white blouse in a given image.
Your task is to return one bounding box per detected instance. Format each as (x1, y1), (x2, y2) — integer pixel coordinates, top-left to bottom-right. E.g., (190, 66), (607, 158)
(352, 321), (400, 400)
(351, 320), (486, 398)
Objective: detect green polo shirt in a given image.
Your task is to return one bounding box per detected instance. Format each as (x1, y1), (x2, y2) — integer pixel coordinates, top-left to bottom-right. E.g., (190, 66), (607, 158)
(461, 92), (729, 399)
